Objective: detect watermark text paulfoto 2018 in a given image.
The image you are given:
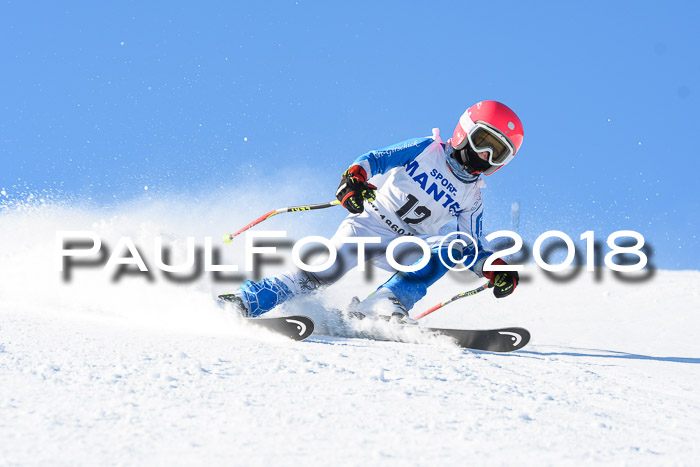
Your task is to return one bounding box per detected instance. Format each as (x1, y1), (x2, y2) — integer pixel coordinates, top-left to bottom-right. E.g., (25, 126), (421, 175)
(56, 230), (649, 283)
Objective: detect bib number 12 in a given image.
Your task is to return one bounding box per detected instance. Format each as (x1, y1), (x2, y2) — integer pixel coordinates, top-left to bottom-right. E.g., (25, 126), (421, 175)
(395, 194), (432, 225)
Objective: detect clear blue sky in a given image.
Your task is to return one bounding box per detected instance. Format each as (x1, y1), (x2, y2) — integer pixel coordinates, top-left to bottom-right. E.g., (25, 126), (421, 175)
(1, 1), (698, 269)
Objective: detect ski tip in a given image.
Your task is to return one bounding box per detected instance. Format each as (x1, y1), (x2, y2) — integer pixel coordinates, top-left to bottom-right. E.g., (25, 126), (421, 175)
(244, 315), (315, 341)
(428, 326), (531, 352)
(494, 327), (530, 352)
(284, 316), (315, 340)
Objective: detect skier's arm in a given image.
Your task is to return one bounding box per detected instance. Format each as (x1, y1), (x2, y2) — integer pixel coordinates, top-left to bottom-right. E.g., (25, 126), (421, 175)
(336, 136), (434, 214)
(456, 203), (490, 276)
(457, 204), (519, 298)
(351, 137), (434, 179)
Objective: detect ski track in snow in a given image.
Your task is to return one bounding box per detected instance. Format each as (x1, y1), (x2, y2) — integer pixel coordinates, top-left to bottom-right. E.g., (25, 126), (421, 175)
(1, 199), (699, 465)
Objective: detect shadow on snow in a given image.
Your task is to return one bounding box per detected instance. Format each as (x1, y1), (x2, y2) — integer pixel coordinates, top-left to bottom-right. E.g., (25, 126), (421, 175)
(517, 349), (700, 364)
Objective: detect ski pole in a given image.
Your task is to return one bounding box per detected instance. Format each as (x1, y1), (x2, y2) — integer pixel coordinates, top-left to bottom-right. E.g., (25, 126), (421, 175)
(414, 282), (493, 320)
(223, 200), (341, 244)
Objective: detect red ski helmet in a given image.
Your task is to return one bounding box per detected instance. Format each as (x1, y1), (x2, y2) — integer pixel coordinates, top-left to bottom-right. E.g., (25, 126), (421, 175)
(451, 100), (524, 176)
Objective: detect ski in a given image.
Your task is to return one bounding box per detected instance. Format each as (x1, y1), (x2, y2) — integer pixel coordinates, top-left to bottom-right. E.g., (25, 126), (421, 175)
(244, 315), (315, 341)
(414, 326), (530, 352)
(335, 312), (529, 352)
(329, 309), (530, 352)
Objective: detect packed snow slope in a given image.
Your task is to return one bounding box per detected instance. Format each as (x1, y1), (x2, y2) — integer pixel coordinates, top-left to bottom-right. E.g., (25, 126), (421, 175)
(1, 194), (699, 466)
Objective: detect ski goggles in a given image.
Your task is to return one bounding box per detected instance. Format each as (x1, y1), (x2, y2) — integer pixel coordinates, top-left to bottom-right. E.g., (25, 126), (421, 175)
(464, 123), (515, 166)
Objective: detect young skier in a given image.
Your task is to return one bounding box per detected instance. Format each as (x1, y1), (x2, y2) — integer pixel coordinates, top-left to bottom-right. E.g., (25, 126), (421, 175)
(219, 100), (523, 319)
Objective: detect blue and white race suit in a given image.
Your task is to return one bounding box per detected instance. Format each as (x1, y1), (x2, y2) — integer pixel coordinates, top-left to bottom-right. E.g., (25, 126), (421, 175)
(236, 128), (493, 317)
